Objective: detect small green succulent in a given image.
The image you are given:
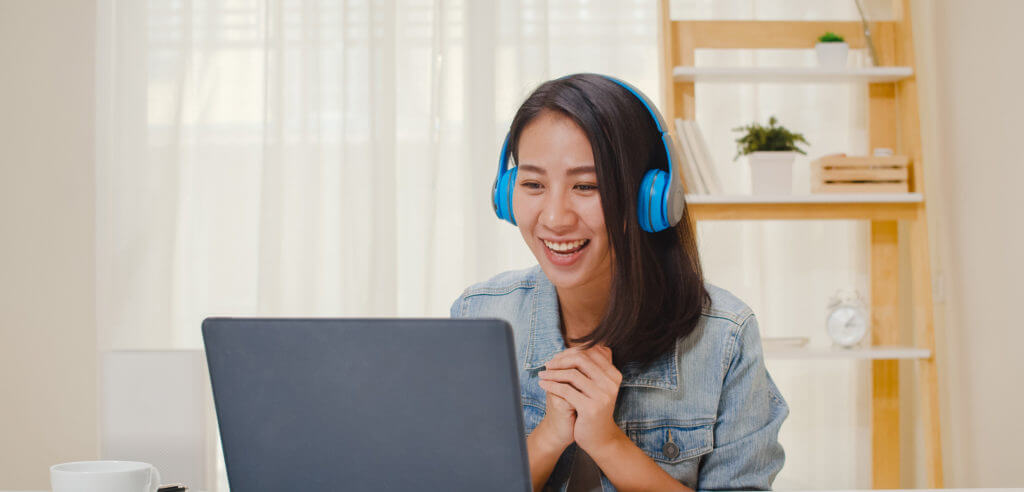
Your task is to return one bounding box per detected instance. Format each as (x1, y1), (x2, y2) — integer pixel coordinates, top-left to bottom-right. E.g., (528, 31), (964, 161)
(818, 32), (845, 43)
(732, 116), (809, 160)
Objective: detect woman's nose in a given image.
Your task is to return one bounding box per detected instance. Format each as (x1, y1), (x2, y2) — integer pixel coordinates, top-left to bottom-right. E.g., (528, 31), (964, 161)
(539, 191), (577, 232)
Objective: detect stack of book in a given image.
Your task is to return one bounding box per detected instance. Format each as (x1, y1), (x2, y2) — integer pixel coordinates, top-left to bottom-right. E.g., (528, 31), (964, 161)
(673, 119), (722, 195)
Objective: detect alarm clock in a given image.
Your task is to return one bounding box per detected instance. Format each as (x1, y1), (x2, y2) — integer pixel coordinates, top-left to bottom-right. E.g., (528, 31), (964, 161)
(826, 290), (869, 348)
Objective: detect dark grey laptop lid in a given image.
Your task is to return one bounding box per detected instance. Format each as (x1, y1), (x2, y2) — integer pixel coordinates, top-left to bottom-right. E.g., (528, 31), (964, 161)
(202, 317), (530, 492)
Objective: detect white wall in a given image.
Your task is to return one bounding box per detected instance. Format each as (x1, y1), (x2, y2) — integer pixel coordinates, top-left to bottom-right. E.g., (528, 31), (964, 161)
(915, 0), (1024, 487)
(0, 0), (99, 488)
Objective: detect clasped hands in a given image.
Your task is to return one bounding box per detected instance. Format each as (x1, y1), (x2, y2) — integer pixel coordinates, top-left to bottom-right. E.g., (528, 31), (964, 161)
(535, 344), (626, 454)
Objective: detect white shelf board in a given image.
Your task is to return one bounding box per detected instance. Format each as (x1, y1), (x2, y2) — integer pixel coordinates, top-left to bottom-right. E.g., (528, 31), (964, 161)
(765, 345), (931, 360)
(686, 193), (923, 204)
(673, 66), (913, 84)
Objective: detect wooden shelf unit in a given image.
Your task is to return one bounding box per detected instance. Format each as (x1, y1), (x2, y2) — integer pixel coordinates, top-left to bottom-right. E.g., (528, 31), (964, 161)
(686, 193), (922, 221)
(658, 1), (943, 488)
(764, 345), (931, 361)
(673, 66), (914, 83)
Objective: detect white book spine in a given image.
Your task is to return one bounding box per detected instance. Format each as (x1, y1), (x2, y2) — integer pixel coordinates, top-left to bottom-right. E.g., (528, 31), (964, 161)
(674, 118), (708, 194)
(690, 120), (723, 194)
(681, 120), (711, 194)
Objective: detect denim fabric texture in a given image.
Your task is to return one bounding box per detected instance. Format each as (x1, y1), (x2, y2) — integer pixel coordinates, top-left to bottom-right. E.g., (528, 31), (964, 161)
(450, 265), (788, 491)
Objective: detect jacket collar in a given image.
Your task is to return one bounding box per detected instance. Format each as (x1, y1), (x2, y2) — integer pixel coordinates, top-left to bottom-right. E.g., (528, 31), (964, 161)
(524, 266), (679, 391)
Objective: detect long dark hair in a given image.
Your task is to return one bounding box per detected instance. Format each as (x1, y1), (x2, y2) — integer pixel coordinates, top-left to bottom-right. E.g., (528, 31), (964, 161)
(507, 73), (709, 368)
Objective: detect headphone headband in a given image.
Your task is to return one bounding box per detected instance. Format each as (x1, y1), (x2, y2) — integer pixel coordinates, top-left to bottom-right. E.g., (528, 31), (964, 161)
(493, 74), (685, 232)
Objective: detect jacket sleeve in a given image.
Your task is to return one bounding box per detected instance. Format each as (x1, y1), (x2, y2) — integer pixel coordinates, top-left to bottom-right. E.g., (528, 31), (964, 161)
(697, 314), (788, 491)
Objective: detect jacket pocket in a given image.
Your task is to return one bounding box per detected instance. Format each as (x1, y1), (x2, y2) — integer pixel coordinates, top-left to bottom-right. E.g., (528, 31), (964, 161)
(622, 421), (714, 464)
(522, 399), (546, 435)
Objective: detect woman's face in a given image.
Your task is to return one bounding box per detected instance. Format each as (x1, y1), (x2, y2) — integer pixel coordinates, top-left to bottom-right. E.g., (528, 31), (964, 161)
(513, 110), (613, 291)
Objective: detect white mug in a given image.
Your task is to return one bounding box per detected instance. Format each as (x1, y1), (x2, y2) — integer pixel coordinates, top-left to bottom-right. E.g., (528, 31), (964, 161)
(51, 460), (161, 492)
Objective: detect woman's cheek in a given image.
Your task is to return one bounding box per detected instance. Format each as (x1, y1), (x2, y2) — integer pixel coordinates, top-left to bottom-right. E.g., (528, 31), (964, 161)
(581, 198), (605, 229)
(513, 197), (535, 232)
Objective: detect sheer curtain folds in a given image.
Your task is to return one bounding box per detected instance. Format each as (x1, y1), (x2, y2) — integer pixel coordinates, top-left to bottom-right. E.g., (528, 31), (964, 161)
(95, 0), (658, 348)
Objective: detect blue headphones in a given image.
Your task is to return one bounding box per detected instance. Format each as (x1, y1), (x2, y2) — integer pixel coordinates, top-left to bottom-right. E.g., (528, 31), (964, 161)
(492, 75), (685, 233)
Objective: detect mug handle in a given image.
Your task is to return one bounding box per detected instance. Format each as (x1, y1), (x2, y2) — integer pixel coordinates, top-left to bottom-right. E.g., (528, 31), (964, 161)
(148, 465), (162, 492)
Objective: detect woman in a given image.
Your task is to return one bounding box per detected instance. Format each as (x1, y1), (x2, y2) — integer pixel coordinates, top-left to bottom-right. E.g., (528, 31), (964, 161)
(450, 74), (787, 491)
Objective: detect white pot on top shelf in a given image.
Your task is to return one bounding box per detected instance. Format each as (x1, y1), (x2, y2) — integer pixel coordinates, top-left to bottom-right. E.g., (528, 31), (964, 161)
(815, 32), (849, 68)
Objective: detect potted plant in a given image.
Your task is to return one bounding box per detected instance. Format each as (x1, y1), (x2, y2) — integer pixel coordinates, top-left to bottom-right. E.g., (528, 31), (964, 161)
(816, 31), (849, 68)
(733, 116), (809, 195)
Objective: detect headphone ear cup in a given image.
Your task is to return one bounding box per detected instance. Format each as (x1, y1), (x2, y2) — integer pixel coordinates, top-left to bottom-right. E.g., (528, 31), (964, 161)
(494, 166), (517, 225)
(492, 172), (505, 221)
(493, 169), (508, 222)
(637, 168), (670, 233)
(637, 169), (657, 233)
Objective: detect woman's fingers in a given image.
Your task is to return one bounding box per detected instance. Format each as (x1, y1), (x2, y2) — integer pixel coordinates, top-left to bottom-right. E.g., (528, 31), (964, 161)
(546, 347), (618, 389)
(539, 368), (600, 398)
(546, 348), (601, 377)
(580, 346), (622, 385)
(547, 392), (574, 411)
(538, 379), (587, 409)
(545, 389), (576, 417)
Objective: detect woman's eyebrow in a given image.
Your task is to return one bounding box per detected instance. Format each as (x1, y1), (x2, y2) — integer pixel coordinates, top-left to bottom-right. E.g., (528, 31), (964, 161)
(517, 164), (596, 176)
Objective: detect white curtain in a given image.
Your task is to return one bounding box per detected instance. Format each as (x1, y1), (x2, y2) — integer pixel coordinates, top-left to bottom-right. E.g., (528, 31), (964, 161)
(96, 0), (660, 351)
(96, 0), (890, 488)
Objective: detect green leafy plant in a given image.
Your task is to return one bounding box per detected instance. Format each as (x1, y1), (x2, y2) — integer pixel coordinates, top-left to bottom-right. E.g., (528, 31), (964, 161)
(732, 116), (809, 160)
(818, 31), (845, 43)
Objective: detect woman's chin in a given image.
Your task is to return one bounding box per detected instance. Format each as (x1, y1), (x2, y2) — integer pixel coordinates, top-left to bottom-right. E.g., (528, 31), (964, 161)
(531, 241), (611, 291)
(537, 259), (601, 291)
(543, 268), (586, 289)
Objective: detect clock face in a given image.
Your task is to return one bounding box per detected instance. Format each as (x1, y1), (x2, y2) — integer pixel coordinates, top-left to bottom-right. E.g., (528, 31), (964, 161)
(827, 305), (868, 347)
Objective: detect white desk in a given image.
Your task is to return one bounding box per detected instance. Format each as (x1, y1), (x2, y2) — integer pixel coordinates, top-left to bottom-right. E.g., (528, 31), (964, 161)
(9, 488), (1024, 492)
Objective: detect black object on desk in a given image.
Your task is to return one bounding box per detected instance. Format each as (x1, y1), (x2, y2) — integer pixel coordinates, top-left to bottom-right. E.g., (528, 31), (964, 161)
(202, 318), (531, 492)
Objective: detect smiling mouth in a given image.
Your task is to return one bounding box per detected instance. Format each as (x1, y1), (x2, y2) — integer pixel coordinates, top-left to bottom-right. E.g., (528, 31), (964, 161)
(542, 239), (590, 255)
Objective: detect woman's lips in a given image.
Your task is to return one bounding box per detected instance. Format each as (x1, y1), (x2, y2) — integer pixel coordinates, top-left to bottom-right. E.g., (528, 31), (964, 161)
(542, 239), (590, 266)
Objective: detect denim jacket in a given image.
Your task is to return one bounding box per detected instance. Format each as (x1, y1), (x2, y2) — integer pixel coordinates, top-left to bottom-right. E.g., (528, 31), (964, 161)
(449, 265), (787, 491)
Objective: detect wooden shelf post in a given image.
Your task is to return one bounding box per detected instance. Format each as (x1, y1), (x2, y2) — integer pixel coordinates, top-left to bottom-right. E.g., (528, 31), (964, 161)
(870, 221), (901, 487)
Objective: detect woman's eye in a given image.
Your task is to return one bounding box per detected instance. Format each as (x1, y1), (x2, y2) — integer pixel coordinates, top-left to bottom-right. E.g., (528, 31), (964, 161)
(575, 184), (598, 191)
(519, 181), (542, 190)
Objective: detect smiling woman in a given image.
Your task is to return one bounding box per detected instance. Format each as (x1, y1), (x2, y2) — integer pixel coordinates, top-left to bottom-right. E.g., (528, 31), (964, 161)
(499, 75), (701, 367)
(451, 74), (788, 491)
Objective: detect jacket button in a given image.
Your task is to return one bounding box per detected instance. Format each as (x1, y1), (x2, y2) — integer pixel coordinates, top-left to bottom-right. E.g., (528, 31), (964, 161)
(662, 441), (680, 459)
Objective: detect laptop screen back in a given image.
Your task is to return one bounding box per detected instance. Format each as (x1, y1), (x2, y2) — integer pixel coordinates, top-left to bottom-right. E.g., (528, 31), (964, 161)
(203, 317), (530, 492)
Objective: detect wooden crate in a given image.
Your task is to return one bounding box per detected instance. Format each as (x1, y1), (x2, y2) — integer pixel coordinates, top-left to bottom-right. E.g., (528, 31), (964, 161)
(811, 154), (910, 193)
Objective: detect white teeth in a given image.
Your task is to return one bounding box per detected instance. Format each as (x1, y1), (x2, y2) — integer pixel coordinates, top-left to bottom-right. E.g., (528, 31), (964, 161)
(543, 239), (587, 252)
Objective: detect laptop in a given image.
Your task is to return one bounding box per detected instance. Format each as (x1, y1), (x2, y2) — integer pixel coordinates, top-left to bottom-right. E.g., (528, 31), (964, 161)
(202, 317), (531, 492)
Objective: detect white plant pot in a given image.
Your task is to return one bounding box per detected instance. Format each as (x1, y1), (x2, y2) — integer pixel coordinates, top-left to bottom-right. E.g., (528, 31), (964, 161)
(815, 42), (849, 68)
(747, 151), (797, 195)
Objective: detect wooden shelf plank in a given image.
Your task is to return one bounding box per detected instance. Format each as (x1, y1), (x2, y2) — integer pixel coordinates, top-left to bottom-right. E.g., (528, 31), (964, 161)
(686, 194), (923, 221)
(673, 66), (914, 84)
(686, 193), (922, 204)
(765, 345), (931, 360)
(672, 20), (894, 50)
